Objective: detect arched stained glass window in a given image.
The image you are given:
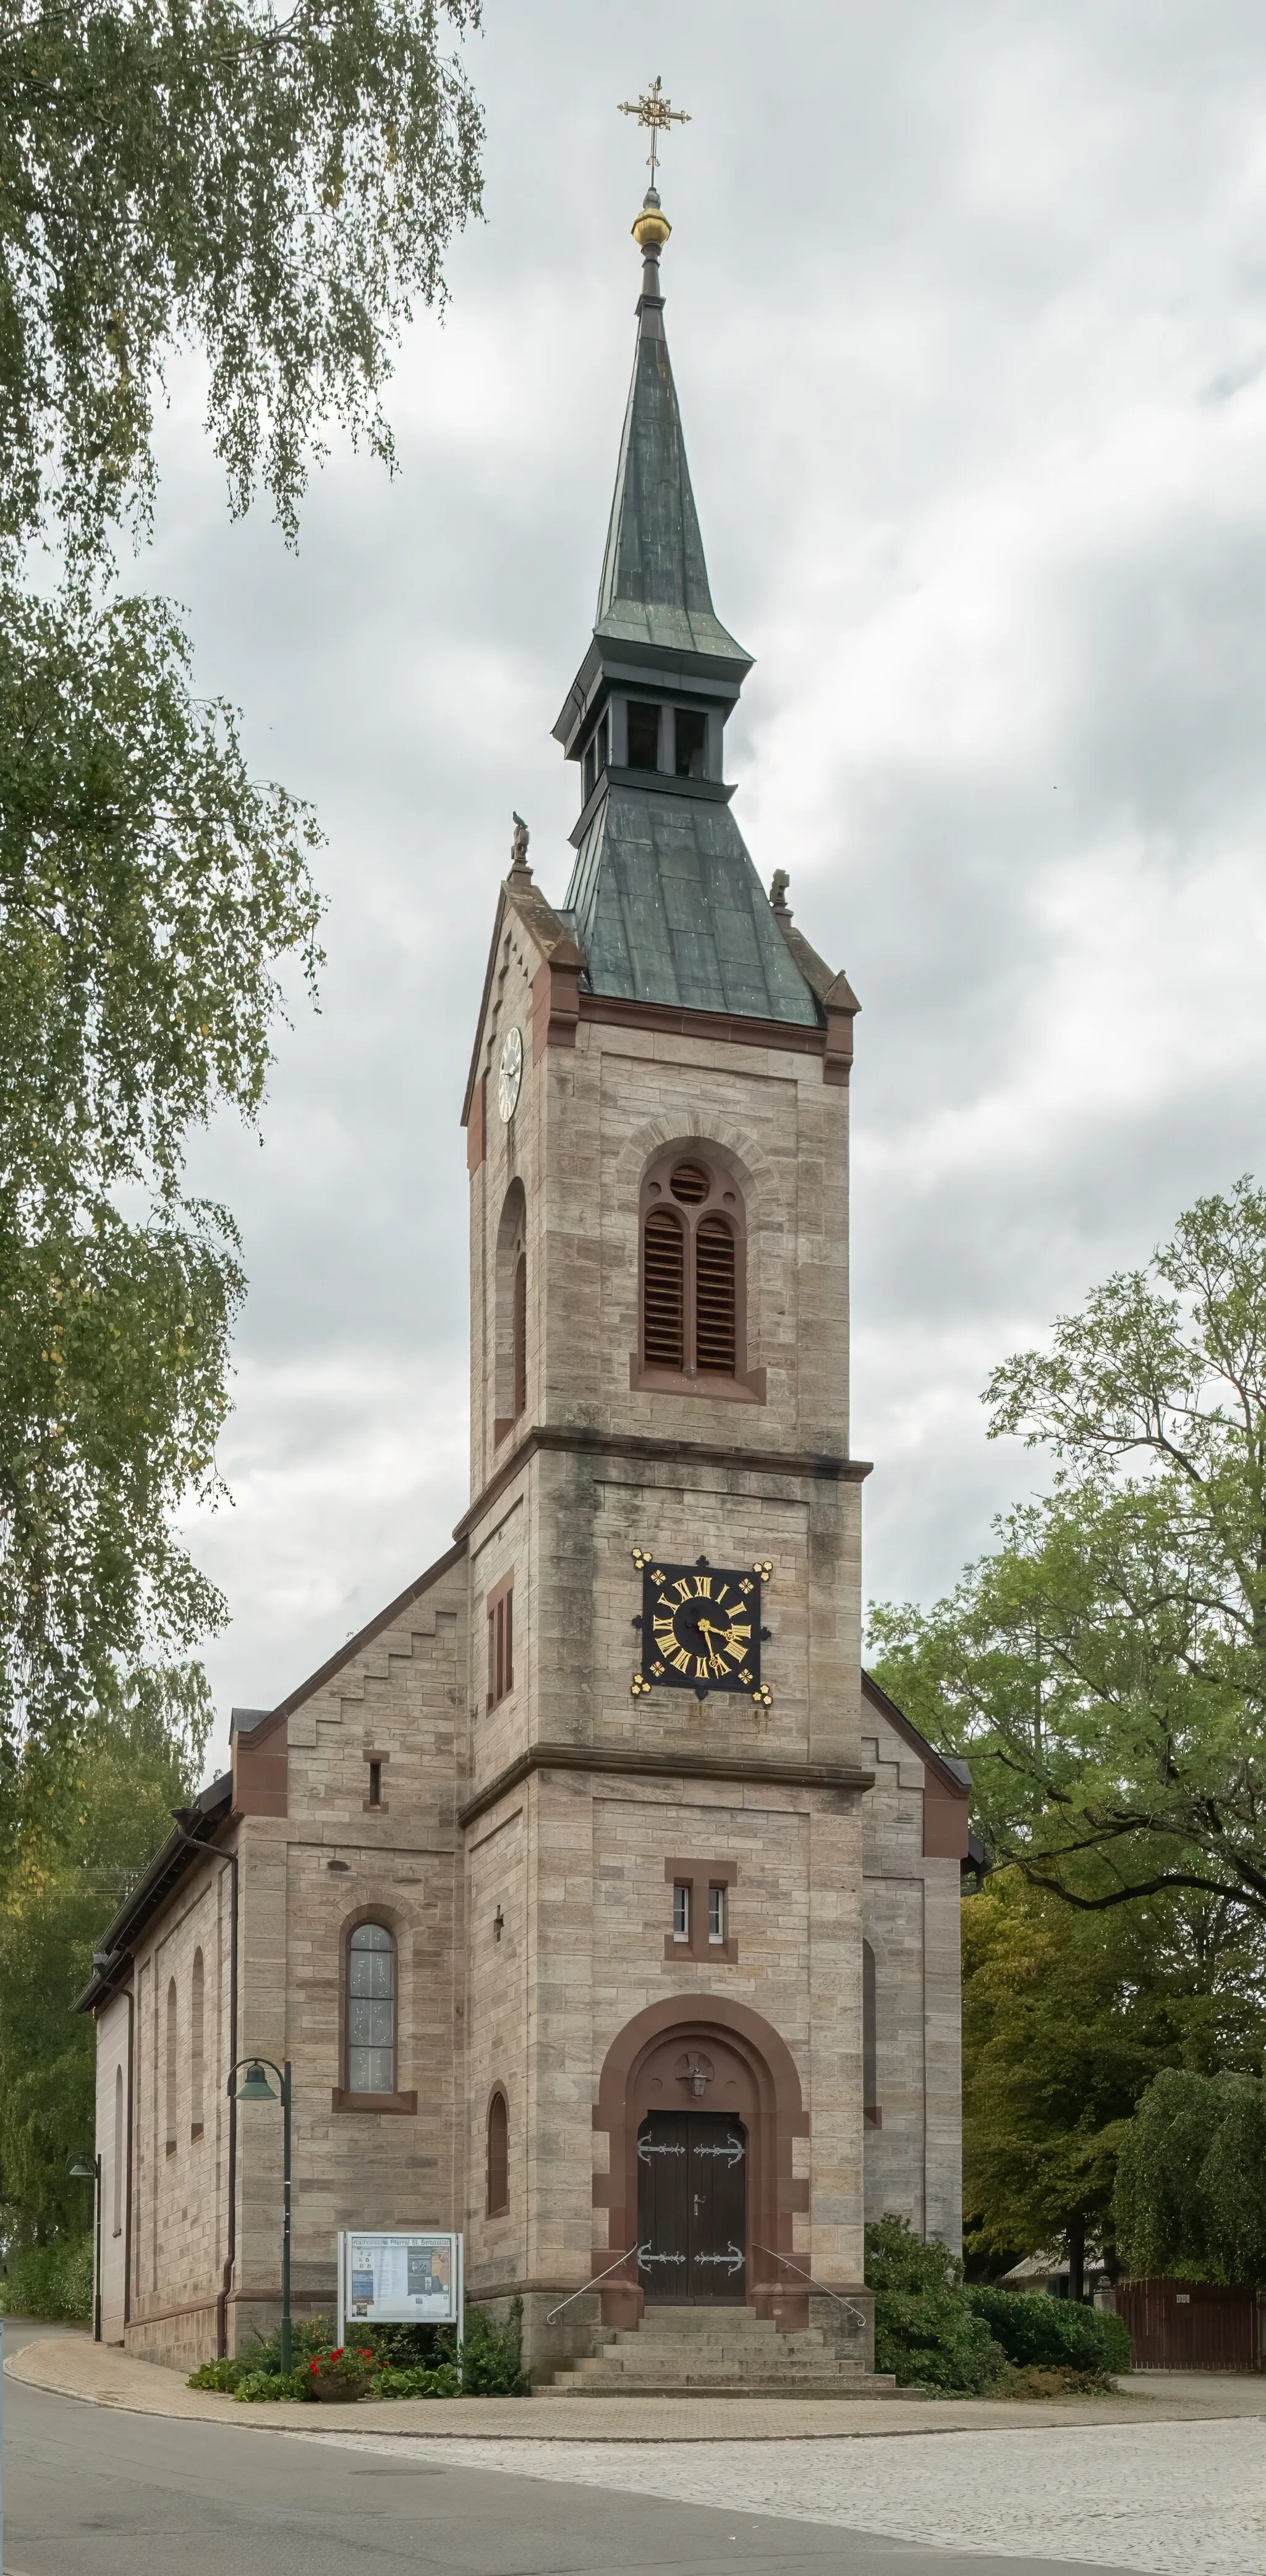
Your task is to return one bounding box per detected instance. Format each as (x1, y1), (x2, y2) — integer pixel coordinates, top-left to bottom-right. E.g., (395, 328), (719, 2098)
(347, 1922), (396, 2095)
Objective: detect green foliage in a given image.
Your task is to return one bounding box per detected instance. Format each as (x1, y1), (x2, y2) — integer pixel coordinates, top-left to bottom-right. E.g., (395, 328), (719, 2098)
(457, 2296), (530, 2395)
(870, 1182), (1266, 1933)
(0, 1664), (210, 2248)
(966, 2286), (1130, 2375)
(865, 2217), (1005, 2394)
(1114, 2067), (1266, 2283)
(187, 2356), (248, 2391)
(372, 2362), (461, 2399)
(0, 577), (325, 1739)
(0, 0), (485, 550)
(0, 2229), (91, 2316)
(232, 2366), (308, 2401)
(956, 1872), (1261, 2275)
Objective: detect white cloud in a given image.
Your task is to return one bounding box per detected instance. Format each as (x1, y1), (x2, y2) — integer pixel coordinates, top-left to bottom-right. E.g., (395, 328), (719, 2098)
(138, 0), (1266, 1762)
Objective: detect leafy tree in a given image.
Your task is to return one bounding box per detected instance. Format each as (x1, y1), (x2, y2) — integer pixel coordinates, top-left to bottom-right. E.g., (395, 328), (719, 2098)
(870, 1183), (1266, 1932)
(865, 2216), (1003, 2393)
(0, 1662), (211, 2250)
(957, 1874), (1266, 2288)
(1, 0), (485, 548)
(1, 579), (323, 1740)
(1114, 2067), (1266, 2284)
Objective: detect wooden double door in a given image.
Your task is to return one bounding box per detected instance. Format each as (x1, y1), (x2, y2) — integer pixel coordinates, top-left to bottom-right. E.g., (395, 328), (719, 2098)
(637, 2112), (747, 2302)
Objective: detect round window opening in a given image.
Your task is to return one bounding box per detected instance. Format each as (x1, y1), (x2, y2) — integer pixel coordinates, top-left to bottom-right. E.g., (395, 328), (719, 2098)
(669, 1161), (710, 1204)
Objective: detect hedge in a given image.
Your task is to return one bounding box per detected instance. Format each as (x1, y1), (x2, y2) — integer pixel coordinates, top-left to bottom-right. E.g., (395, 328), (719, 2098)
(967, 2286), (1131, 2374)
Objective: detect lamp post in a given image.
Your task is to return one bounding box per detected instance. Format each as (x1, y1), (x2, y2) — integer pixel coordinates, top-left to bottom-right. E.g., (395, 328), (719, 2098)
(227, 2058), (292, 2373)
(68, 2154), (102, 2341)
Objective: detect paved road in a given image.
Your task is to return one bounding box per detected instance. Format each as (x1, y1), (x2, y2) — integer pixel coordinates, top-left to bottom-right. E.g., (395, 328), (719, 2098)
(0, 2322), (1142, 2576)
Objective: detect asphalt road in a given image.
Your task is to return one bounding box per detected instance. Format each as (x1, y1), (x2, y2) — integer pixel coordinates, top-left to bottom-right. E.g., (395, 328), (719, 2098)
(0, 2321), (1143, 2576)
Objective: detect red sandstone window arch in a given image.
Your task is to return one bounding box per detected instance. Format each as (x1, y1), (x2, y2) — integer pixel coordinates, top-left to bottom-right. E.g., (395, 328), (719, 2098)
(639, 1150), (744, 1382)
(486, 2087), (509, 2216)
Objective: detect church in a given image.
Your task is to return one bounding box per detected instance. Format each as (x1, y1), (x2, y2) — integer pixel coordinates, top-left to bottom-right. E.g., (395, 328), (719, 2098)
(77, 176), (970, 2391)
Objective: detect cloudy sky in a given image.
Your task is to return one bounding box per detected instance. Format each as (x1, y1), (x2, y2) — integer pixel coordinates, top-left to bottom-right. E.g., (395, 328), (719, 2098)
(151, 1), (1266, 1772)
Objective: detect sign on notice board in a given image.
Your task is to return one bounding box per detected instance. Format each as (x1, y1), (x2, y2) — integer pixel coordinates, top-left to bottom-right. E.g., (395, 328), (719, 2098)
(336, 2229), (463, 2344)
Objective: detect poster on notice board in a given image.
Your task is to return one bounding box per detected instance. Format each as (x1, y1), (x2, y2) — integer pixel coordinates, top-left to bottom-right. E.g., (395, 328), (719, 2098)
(336, 2230), (463, 2344)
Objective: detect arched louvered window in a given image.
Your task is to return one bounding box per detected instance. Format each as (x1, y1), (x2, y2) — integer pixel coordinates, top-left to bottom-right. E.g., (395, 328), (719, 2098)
(643, 1207), (685, 1368)
(495, 1181), (527, 1441)
(486, 2088), (509, 2216)
(695, 1215), (736, 1374)
(512, 1250), (527, 1419)
(346, 1922), (396, 2095)
(640, 1153), (746, 1383)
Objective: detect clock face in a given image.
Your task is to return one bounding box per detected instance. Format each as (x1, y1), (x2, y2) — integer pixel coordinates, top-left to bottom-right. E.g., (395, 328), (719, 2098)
(497, 1025), (524, 1123)
(634, 1558), (770, 1702)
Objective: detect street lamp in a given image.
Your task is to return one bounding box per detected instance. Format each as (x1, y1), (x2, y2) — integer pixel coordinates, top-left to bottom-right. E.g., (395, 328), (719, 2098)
(227, 2057), (292, 2372)
(67, 2154), (101, 2341)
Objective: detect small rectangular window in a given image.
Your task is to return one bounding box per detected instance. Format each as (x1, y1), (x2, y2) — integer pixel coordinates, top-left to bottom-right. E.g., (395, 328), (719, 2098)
(367, 1759), (382, 1808)
(626, 700), (661, 770)
(487, 1584), (515, 1708)
(674, 708), (707, 778)
(673, 1883), (690, 1943)
(708, 1885), (726, 1944)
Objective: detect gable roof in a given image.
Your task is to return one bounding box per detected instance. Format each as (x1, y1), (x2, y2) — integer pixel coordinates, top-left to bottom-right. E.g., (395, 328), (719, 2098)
(862, 1668), (972, 1798)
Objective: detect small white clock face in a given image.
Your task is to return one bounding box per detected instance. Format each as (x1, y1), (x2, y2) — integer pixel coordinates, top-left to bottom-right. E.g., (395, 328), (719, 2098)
(497, 1025), (524, 1123)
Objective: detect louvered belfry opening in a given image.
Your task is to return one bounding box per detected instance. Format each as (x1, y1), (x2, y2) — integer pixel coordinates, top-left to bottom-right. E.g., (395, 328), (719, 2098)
(694, 1214), (737, 1374)
(640, 1152), (744, 1382)
(643, 1207), (686, 1368)
(512, 1250), (527, 1418)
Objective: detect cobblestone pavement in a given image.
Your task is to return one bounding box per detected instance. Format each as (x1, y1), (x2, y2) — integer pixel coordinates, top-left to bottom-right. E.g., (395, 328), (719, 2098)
(295, 2418), (1266, 2574)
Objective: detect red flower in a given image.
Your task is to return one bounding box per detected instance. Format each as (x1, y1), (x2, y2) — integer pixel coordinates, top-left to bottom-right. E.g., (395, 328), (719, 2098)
(308, 2360), (320, 2373)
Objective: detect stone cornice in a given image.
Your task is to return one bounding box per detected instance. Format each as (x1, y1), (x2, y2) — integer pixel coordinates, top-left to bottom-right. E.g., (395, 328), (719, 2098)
(456, 1425), (870, 1545)
(458, 1741), (875, 1831)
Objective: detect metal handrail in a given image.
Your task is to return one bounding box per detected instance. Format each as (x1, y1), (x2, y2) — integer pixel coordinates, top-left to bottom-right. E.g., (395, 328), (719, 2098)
(753, 2244), (868, 2331)
(545, 2245), (648, 2326)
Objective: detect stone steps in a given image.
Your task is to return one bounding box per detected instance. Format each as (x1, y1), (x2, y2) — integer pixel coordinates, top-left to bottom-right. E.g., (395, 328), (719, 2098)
(543, 2303), (894, 2397)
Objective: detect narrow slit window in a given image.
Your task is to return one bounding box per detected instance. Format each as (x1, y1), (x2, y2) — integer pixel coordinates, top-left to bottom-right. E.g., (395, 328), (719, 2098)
(708, 1885), (726, 1945)
(673, 1883), (690, 1944)
(164, 1978), (177, 2153)
(486, 2089), (509, 2216)
(347, 1923), (396, 2095)
(113, 2064), (124, 2236)
(863, 1938), (880, 2126)
(367, 1759), (383, 1808)
(190, 1948), (204, 2136)
(487, 1586), (514, 1708)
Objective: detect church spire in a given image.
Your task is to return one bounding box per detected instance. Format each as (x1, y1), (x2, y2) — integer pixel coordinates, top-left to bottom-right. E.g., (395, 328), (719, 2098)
(593, 189), (749, 666)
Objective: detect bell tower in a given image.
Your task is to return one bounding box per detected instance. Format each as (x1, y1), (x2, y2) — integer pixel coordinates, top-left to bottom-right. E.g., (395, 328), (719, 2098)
(459, 172), (878, 2379)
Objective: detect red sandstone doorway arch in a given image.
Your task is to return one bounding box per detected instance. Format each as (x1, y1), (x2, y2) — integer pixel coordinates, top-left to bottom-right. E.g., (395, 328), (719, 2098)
(592, 1996), (810, 2327)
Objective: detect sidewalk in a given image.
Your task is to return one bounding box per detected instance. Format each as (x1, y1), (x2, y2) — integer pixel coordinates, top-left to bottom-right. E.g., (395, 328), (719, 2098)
(7, 2331), (1266, 2440)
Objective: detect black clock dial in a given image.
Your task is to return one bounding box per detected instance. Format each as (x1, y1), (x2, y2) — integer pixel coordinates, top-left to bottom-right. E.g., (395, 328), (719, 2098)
(634, 1559), (770, 1702)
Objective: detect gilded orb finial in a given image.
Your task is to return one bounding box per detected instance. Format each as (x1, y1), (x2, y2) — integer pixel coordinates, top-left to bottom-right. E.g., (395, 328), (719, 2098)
(632, 185), (671, 252)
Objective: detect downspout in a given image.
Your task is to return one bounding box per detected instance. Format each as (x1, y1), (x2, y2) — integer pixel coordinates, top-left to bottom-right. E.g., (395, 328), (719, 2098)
(123, 1985), (134, 2330)
(215, 1850), (239, 2360)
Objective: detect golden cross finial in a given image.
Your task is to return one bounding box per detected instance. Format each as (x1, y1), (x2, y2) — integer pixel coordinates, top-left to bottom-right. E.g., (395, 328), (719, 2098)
(618, 75), (691, 187)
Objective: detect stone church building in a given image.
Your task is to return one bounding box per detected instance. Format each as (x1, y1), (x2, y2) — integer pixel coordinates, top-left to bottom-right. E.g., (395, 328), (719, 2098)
(78, 187), (970, 2389)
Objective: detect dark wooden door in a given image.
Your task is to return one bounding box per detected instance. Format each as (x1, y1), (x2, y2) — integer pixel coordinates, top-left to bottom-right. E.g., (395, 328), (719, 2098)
(637, 2112), (747, 2302)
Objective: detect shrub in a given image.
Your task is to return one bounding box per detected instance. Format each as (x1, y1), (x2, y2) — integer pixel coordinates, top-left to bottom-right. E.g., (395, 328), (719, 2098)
(371, 2363), (462, 2400)
(866, 2217), (1005, 2394)
(0, 2235), (93, 2321)
(967, 2286), (1130, 2376)
(233, 2368), (308, 2402)
(459, 2297), (531, 2395)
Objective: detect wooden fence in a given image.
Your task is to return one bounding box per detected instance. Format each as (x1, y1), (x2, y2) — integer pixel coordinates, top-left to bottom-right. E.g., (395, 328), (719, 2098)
(1115, 2278), (1264, 2371)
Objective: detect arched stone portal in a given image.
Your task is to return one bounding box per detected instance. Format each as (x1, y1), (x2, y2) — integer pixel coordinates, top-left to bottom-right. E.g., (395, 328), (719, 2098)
(593, 1996), (811, 2329)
